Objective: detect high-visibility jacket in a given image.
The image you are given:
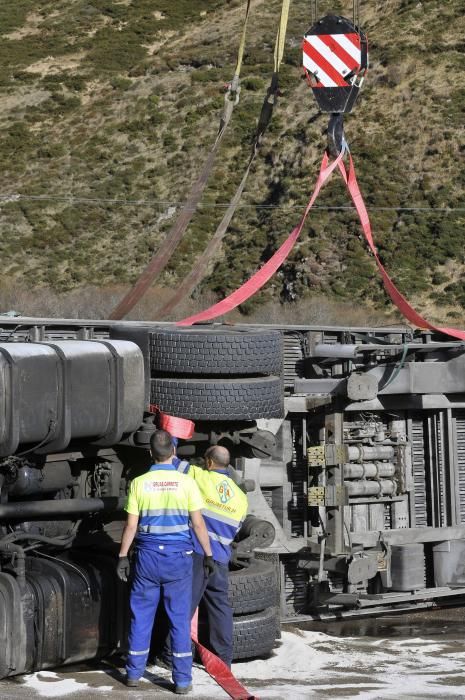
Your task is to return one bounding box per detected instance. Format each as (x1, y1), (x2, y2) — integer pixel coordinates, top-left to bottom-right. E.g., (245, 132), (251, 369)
(187, 465), (248, 564)
(125, 463), (204, 551)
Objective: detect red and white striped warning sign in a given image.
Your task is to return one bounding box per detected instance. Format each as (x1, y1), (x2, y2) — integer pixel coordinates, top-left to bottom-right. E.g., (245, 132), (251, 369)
(303, 33), (362, 87)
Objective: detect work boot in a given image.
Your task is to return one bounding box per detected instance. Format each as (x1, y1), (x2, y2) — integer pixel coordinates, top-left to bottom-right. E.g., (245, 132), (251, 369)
(174, 683), (193, 695)
(125, 677), (140, 687)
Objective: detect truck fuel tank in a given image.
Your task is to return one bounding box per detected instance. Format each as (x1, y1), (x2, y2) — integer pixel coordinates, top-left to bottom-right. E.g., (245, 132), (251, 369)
(0, 340), (144, 456)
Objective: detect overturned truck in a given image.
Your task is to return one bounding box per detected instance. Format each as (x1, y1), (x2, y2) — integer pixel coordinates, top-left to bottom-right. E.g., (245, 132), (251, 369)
(1, 317), (465, 677)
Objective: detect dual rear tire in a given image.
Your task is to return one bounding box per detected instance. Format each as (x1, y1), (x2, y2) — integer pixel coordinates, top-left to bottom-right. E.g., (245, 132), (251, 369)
(111, 324), (285, 421)
(229, 557), (281, 661)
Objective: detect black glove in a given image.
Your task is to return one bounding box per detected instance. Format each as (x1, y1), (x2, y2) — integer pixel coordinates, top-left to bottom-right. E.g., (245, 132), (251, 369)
(203, 555), (216, 577)
(116, 555), (131, 582)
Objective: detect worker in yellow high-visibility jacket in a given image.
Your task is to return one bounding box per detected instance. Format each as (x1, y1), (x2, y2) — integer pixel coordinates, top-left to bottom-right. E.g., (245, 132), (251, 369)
(117, 430), (213, 695)
(187, 445), (248, 667)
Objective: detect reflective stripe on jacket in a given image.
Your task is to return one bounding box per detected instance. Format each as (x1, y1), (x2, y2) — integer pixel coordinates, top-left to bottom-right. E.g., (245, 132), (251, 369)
(125, 463), (204, 550)
(188, 465), (248, 563)
(174, 457), (190, 474)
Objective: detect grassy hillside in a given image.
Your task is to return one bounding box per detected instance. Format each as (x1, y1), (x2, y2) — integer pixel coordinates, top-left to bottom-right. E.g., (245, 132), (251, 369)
(0, 0), (464, 323)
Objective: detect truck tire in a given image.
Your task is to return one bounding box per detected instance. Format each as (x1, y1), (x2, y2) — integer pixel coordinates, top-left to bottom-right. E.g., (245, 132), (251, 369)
(232, 607), (280, 660)
(229, 559), (279, 615)
(149, 328), (283, 377)
(150, 376), (284, 421)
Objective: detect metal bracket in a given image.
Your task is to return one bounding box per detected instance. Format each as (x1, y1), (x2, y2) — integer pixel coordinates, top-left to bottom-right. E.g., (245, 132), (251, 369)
(326, 484), (348, 507)
(307, 445), (325, 467)
(325, 444), (348, 466)
(308, 484), (348, 507)
(308, 486), (325, 506)
(307, 444), (348, 467)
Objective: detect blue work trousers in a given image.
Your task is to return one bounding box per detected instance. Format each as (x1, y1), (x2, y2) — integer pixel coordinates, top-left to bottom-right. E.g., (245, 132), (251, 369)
(126, 547), (193, 686)
(192, 552), (233, 667)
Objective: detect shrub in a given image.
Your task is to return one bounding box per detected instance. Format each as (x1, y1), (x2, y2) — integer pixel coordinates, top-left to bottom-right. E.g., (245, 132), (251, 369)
(110, 76), (132, 91)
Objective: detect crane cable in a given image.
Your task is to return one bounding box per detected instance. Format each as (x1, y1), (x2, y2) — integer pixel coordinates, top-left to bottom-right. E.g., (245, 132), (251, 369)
(157, 0), (291, 319)
(108, 1), (252, 320)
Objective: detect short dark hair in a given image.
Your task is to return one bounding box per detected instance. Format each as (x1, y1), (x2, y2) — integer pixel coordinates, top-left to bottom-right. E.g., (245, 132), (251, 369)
(150, 430), (174, 462)
(205, 445), (230, 469)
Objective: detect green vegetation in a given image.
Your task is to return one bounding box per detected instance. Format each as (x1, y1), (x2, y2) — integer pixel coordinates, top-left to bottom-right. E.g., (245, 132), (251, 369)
(0, 0), (464, 322)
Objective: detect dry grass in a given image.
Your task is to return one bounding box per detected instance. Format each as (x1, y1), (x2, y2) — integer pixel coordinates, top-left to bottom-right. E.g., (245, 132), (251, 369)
(0, 280), (399, 328)
(0, 282), (123, 319)
(0, 281), (220, 321)
(1, 277), (459, 332)
(235, 296), (401, 327)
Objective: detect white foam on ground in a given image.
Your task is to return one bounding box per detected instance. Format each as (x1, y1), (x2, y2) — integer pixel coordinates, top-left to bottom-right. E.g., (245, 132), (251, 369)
(146, 628), (465, 698)
(230, 629), (465, 698)
(13, 629), (465, 699)
(21, 670), (113, 697)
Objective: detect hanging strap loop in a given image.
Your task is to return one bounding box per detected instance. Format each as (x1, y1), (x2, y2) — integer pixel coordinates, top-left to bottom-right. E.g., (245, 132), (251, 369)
(176, 142), (465, 341)
(338, 153), (465, 341)
(177, 146), (345, 325)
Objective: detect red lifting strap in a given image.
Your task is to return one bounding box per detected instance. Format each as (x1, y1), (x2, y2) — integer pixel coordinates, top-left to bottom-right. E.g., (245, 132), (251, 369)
(177, 149), (345, 326)
(148, 404), (195, 439)
(177, 149), (465, 341)
(158, 411), (195, 439)
(191, 609), (258, 700)
(339, 154), (465, 341)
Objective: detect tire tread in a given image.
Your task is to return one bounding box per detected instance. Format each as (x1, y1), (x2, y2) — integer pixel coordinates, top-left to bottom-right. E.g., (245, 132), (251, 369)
(229, 559), (279, 615)
(150, 329), (283, 377)
(150, 376), (284, 420)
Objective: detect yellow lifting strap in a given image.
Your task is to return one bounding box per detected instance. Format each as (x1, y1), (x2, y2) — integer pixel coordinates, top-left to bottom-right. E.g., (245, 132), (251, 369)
(274, 0), (290, 74)
(109, 1), (252, 321)
(156, 0), (291, 320)
(234, 0), (251, 79)
(255, 0), (290, 144)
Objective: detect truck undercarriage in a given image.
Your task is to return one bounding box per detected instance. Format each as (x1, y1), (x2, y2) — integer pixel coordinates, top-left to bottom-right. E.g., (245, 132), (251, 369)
(0, 316), (465, 677)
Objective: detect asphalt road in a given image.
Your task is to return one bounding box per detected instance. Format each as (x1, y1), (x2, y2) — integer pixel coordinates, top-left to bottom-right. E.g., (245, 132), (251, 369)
(2, 608), (465, 699)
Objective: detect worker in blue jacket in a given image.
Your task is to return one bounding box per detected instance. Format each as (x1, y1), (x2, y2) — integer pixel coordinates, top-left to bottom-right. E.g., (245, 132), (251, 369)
(117, 429), (214, 695)
(160, 444), (248, 668)
(188, 445), (248, 666)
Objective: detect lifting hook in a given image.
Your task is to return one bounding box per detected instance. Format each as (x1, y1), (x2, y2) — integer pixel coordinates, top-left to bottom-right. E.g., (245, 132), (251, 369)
(327, 112), (345, 157)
